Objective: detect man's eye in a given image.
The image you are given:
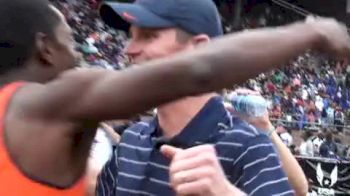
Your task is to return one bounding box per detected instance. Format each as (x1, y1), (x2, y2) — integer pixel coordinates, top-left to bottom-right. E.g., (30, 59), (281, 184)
(144, 33), (157, 40)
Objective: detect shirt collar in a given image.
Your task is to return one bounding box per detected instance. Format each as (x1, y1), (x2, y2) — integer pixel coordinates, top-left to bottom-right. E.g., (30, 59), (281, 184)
(152, 96), (232, 148)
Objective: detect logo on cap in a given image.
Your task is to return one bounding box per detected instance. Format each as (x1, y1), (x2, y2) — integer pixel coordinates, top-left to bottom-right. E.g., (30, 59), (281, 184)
(122, 12), (136, 21)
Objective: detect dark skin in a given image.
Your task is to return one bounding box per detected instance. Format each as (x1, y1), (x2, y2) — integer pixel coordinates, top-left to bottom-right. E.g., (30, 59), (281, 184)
(3, 6), (350, 188)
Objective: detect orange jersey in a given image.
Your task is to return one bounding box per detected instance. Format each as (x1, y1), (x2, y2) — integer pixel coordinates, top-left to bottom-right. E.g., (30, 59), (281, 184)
(0, 83), (85, 196)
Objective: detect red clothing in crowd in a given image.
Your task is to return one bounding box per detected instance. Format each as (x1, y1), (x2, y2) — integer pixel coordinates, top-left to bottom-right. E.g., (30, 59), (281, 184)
(266, 82), (276, 93)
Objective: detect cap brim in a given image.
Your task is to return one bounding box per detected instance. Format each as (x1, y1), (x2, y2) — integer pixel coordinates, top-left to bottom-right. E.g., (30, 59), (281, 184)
(100, 2), (175, 32)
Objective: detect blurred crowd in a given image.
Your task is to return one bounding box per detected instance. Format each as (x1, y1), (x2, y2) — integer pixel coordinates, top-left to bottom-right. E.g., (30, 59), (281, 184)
(235, 1), (350, 161)
(297, 128), (350, 161)
(234, 2), (350, 132)
(51, 0), (128, 70)
(245, 55), (350, 132)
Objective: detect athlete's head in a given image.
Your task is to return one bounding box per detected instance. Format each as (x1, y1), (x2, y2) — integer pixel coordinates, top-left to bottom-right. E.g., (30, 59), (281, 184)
(100, 0), (223, 64)
(0, 0), (80, 81)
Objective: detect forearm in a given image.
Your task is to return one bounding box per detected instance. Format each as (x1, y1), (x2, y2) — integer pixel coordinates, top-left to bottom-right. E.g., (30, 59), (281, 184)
(195, 22), (319, 89)
(270, 132), (308, 196)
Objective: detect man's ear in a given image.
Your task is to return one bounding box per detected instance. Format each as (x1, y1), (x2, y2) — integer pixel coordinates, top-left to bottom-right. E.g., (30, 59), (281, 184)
(191, 34), (210, 46)
(35, 32), (55, 66)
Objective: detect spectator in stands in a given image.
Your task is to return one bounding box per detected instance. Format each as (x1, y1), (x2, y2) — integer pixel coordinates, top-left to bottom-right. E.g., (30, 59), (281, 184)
(311, 131), (324, 156)
(326, 104), (335, 126)
(321, 106), (328, 127)
(266, 79), (276, 94)
(271, 104), (282, 119)
(307, 110), (316, 125)
(51, 0), (127, 69)
(278, 126), (293, 148)
(346, 146), (350, 160)
(334, 107), (345, 133)
(319, 131), (338, 158)
(334, 137), (348, 159)
(300, 131), (314, 157)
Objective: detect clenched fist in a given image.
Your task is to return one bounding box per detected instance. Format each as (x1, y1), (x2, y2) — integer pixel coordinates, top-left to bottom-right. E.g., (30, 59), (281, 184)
(160, 145), (246, 196)
(306, 16), (350, 59)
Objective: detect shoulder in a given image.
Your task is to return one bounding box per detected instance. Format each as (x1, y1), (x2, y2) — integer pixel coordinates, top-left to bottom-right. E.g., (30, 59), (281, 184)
(221, 116), (267, 143)
(119, 119), (155, 146)
(218, 116), (277, 161)
(220, 119), (292, 195)
(122, 120), (153, 135)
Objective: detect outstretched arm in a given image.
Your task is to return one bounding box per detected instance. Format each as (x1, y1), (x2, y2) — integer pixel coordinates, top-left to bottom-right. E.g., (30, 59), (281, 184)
(16, 18), (350, 122)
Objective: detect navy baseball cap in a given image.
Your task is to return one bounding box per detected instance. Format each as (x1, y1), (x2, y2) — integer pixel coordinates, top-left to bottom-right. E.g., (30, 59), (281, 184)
(100, 0), (223, 38)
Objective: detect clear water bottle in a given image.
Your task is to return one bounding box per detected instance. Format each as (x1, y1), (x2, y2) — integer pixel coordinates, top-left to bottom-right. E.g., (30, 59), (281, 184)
(231, 95), (268, 117)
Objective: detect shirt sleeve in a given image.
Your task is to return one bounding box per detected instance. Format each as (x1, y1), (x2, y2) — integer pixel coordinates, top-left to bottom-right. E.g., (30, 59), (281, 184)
(96, 145), (119, 196)
(237, 135), (294, 196)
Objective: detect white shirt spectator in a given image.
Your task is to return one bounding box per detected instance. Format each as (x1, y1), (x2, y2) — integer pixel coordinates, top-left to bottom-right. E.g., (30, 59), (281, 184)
(337, 91), (342, 99)
(300, 139), (314, 157)
(327, 107), (335, 119)
(312, 137), (324, 155)
(315, 96), (324, 112)
(266, 99), (273, 110)
(302, 88), (308, 100)
(318, 83), (326, 92)
(86, 37), (95, 46)
(280, 132), (293, 147)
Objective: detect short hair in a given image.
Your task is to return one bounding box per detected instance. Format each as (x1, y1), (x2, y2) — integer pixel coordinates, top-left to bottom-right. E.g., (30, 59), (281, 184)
(325, 131), (333, 142)
(302, 131), (313, 141)
(317, 132), (324, 140)
(0, 0), (61, 74)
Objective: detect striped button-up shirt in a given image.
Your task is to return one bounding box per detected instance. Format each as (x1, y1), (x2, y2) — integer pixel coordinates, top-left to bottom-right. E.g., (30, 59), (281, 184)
(97, 97), (293, 196)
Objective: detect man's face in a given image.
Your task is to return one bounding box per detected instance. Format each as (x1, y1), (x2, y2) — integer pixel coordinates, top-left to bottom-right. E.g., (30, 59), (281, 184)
(51, 6), (81, 70)
(40, 6), (81, 80)
(125, 26), (191, 64)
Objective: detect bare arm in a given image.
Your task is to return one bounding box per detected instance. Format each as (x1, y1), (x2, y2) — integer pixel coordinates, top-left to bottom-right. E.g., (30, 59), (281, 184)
(17, 20), (350, 122)
(241, 119), (308, 195)
(269, 131), (308, 196)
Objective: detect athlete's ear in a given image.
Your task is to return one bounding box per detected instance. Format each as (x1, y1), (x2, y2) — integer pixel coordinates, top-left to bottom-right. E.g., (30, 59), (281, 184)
(35, 32), (55, 66)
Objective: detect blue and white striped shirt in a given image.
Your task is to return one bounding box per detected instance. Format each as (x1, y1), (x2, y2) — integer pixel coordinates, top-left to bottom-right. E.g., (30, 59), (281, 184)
(97, 97), (293, 196)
